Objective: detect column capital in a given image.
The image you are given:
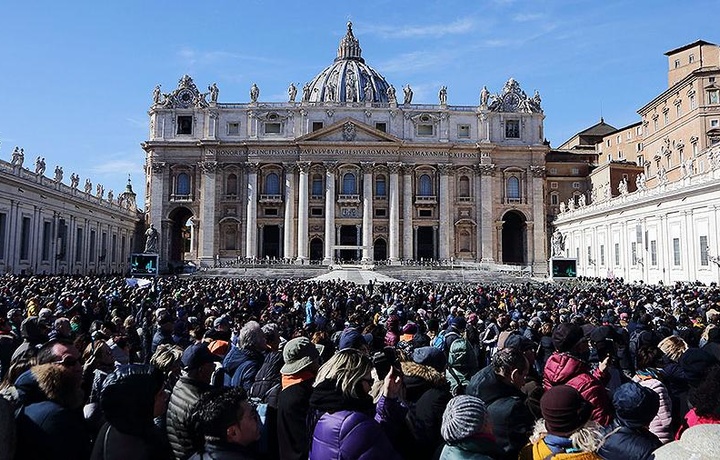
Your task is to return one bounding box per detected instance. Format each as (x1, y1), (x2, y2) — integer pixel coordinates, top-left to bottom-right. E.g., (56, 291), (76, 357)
(282, 162), (298, 174)
(245, 162), (260, 173)
(529, 165), (546, 178)
(474, 163), (496, 176)
(360, 162), (375, 174)
(150, 161), (167, 174)
(401, 163), (415, 175)
(323, 161), (338, 174)
(297, 161), (311, 173)
(437, 163), (454, 176)
(197, 160), (218, 174)
(387, 162), (403, 174)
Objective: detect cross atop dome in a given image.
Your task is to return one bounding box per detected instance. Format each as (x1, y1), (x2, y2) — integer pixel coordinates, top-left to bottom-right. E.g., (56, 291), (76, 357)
(336, 20), (364, 63)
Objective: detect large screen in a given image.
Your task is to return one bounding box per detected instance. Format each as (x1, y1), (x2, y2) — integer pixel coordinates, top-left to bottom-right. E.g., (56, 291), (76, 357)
(130, 253), (159, 276)
(552, 259), (577, 278)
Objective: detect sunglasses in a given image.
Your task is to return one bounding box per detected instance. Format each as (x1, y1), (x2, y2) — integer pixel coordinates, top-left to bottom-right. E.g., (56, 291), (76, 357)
(53, 357), (80, 367)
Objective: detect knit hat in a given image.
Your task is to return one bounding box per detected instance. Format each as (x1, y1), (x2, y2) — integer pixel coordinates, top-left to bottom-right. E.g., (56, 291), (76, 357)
(502, 333), (535, 352)
(450, 317), (467, 331)
(652, 424), (720, 460)
(338, 328), (373, 351)
(680, 348), (718, 384)
(412, 346), (447, 373)
(281, 337), (322, 375)
(613, 381), (660, 428)
(552, 323), (586, 353)
(441, 395), (492, 443)
(541, 385), (592, 437)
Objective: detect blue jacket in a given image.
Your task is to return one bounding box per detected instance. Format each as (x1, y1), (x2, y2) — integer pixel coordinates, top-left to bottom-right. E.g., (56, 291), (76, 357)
(222, 346), (264, 390)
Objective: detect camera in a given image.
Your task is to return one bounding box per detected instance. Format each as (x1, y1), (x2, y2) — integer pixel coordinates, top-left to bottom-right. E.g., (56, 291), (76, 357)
(372, 346), (400, 380)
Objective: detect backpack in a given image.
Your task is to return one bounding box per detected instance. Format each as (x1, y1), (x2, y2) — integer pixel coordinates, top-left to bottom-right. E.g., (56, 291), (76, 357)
(432, 330), (447, 349)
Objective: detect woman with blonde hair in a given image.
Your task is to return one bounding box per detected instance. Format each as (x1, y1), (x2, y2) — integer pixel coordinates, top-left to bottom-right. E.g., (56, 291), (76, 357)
(309, 349), (404, 460)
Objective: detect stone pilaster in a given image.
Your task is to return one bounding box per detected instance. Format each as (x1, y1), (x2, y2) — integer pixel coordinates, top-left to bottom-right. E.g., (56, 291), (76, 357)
(438, 163), (453, 260)
(296, 162), (310, 261)
(245, 162), (258, 258)
(402, 164), (414, 260)
(388, 162), (401, 262)
(361, 162), (374, 261)
(283, 162), (297, 260)
(323, 162), (338, 263)
(477, 163), (496, 262)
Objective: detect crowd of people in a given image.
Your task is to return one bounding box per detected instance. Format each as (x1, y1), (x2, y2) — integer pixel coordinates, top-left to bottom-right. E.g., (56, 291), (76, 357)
(0, 273), (719, 459)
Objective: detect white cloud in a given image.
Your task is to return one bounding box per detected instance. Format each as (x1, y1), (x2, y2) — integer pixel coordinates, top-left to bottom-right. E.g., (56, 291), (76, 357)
(176, 48), (278, 67)
(91, 158), (144, 176)
(513, 12), (544, 22)
(379, 50), (450, 73)
(365, 19), (475, 39)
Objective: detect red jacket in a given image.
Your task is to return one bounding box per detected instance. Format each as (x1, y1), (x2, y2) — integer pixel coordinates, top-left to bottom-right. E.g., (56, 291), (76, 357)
(542, 352), (614, 426)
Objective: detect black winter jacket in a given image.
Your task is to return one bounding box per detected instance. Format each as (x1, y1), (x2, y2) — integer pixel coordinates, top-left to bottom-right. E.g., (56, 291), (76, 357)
(166, 376), (210, 460)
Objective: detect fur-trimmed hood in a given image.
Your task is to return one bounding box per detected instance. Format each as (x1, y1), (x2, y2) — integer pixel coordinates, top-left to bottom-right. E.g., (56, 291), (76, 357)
(401, 360), (449, 401)
(15, 364), (83, 409)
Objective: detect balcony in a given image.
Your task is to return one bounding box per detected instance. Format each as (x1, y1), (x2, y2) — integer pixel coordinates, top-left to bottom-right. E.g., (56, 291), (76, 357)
(457, 196), (473, 203)
(259, 194), (282, 203)
(170, 194), (193, 202)
(415, 195), (437, 205)
(337, 194), (360, 203)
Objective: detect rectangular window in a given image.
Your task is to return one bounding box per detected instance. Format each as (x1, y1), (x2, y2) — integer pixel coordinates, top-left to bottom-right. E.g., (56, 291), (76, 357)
(264, 208), (278, 216)
(312, 121), (324, 132)
(700, 236), (709, 266)
(690, 94), (697, 109)
(631, 242), (637, 265)
(550, 194), (559, 205)
(457, 124), (470, 138)
(664, 112), (669, 125)
(375, 122), (387, 132)
(674, 59), (680, 68)
(417, 124), (434, 136)
(709, 90), (719, 105)
(549, 168), (557, 174)
(571, 168), (579, 175)
(711, 119), (719, 128)
(505, 120), (520, 138)
(264, 122), (282, 134)
(121, 235), (126, 263)
(651, 240), (657, 266)
(572, 182), (580, 189)
(20, 217), (31, 260)
(177, 116), (193, 135)
(101, 232), (107, 261)
(618, 150), (624, 159)
(310, 207), (323, 217)
(550, 182), (558, 189)
(0, 213), (5, 260)
(418, 209), (432, 217)
(636, 126), (642, 136)
(58, 219), (67, 262)
(600, 245), (605, 266)
(676, 104), (682, 117)
(673, 238), (681, 266)
(615, 243), (620, 266)
(587, 246), (592, 265)
(42, 221), (51, 261)
(75, 228), (83, 262)
(227, 122), (240, 135)
(89, 230), (96, 262)
(112, 234), (117, 263)
(689, 54), (695, 63)
(374, 208), (387, 217)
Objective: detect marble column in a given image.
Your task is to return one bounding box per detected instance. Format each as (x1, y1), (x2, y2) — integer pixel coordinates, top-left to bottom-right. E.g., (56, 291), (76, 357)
(323, 162), (337, 264)
(245, 162), (258, 258)
(478, 164), (496, 262)
(361, 162), (374, 261)
(402, 164), (414, 260)
(283, 163), (297, 260)
(296, 162), (310, 261)
(148, 160), (168, 269)
(388, 162), (401, 262)
(530, 166), (547, 275)
(199, 160), (219, 265)
(438, 163), (453, 260)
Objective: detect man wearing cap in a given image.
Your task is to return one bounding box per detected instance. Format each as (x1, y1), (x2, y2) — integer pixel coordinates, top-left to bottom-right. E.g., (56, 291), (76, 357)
(543, 323), (613, 426)
(166, 342), (220, 460)
(277, 337), (322, 460)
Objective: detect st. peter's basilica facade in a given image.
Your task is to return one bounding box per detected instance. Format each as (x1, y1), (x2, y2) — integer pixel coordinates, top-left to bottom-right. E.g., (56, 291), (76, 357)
(143, 23), (549, 274)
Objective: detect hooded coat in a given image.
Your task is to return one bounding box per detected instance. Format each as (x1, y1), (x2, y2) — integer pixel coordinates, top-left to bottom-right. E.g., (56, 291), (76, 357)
(466, 365), (535, 460)
(543, 352), (614, 426)
(14, 364), (91, 460)
(446, 337), (479, 396)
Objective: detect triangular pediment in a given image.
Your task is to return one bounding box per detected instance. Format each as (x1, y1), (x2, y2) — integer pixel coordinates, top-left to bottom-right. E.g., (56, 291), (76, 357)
(296, 117), (401, 143)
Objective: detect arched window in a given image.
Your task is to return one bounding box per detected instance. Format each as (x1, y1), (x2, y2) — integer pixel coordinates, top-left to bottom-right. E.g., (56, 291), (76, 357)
(458, 175), (470, 197)
(265, 172), (280, 195)
(342, 172), (357, 194)
(506, 176), (520, 200)
(226, 173), (238, 196)
(375, 175), (386, 197)
(176, 173), (190, 195)
(311, 174), (323, 197)
(419, 174), (433, 196)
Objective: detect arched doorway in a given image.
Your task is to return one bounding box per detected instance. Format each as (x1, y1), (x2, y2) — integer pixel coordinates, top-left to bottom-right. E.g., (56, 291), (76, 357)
(502, 211), (526, 264)
(373, 238), (387, 261)
(309, 238), (323, 262)
(168, 207), (194, 270)
(262, 225), (281, 259)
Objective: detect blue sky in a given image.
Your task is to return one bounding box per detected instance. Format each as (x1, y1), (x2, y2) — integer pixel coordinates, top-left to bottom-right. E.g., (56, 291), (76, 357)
(0, 0), (716, 207)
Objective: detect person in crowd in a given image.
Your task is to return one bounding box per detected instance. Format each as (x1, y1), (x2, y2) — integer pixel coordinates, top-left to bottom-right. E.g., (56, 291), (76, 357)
(466, 347), (536, 459)
(277, 336), (322, 460)
(14, 338), (91, 460)
(536, 321), (555, 373)
(702, 327), (720, 361)
(151, 344), (185, 396)
(90, 364), (172, 460)
(503, 333), (544, 419)
(308, 348), (404, 460)
(446, 330), (480, 396)
(167, 342), (220, 460)
(152, 311), (176, 355)
(189, 386), (261, 459)
(677, 364), (720, 437)
(633, 345), (673, 443)
(519, 384), (602, 459)
(543, 323), (614, 426)
(400, 346), (453, 459)
(11, 316), (48, 362)
(439, 394), (500, 459)
(223, 321), (266, 390)
(598, 381), (662, 459)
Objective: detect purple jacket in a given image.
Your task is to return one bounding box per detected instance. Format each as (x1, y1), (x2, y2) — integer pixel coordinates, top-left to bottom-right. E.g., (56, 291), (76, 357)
(309, 396), (403, 460)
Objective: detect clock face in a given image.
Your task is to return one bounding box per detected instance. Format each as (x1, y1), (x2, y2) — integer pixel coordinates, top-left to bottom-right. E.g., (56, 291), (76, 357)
(177, 89), (193, 108)
(505, 93), (520, 110)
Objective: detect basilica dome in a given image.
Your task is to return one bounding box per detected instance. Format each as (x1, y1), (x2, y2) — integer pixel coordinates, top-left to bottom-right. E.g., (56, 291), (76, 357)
(303, 22), (392, 104)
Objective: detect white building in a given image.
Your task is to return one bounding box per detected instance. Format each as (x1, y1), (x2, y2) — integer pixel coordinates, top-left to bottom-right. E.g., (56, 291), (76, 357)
(143, 23), (549, 274)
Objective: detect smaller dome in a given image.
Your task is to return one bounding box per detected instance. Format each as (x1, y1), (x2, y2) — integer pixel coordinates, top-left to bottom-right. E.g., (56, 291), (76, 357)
(303, 22), (392, 104)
